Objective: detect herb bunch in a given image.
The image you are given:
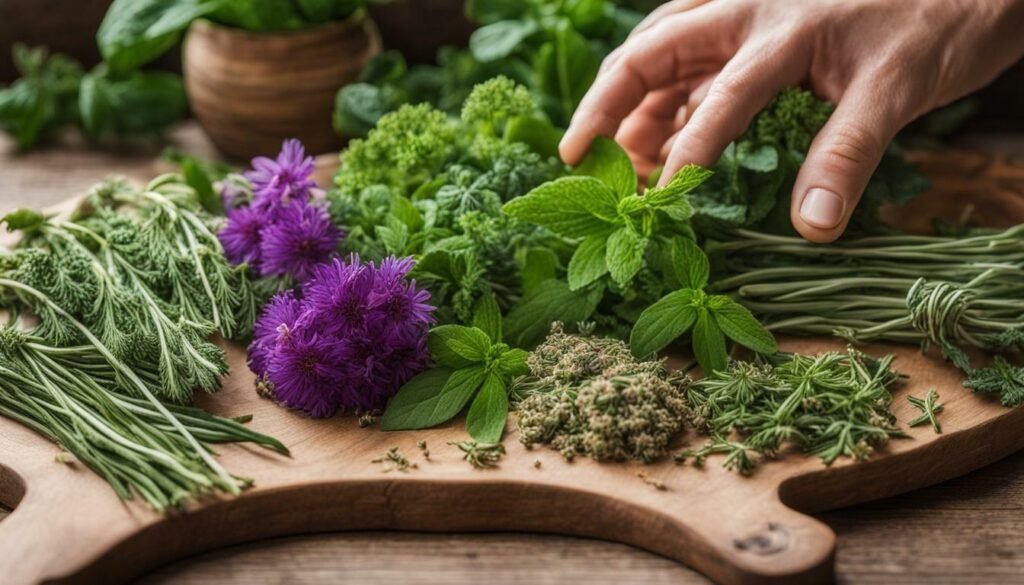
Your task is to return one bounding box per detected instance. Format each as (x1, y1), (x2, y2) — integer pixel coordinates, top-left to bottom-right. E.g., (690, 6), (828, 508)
(512, 323), (691, 463)
(712, 226), (1024, 405)
(682, 349), (905, 473)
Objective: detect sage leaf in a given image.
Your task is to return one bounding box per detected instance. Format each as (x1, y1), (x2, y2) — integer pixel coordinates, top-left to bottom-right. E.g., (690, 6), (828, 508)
(428, 325), (492, 368)
(671, 237), (709, 290)
(573, 136), (636, 198)
(711, 297), (778, 355)
(567, 235), (608, 291)
(630, 289), (697, 357)
(381, 365), (487, 431)
(503, 176), (619, 238)
(693, 309), (728, 375)
(472, 294), (503, 343)
(466, 372), (509, 443)
(606, 226), (646, 286)
(470, 19), (537, 62)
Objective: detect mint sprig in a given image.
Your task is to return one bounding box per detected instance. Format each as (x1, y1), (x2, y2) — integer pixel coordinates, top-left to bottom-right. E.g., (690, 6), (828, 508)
(630, 239), (777, 373)
(381, 295), (528, 443)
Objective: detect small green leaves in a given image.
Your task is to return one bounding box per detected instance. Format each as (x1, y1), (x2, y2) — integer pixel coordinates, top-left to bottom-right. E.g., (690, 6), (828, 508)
(466, 373), (509, 443)
(2, 209), (46, 232)
(670, 237), (708, 290)
(504, 278), (603, 348)
(573, 136), (637, 198)
(964, 356), (1024, 407)
(429, 325), (493, 368)
(606, 227), (646, 286)
(381, 366), (483, 431)
(629, 289), (698, 358)
(692, 309), (728, 374)
(907, 389), (943, 434)
(472, 294), (503, 343)
(567, 235), (608, 290)
(710, 297), (778, 355)
(502, 176), (618, 237)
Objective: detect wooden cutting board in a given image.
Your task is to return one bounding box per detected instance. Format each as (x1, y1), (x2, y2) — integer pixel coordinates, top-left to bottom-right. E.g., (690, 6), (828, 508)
(1, 149), (1023, 585)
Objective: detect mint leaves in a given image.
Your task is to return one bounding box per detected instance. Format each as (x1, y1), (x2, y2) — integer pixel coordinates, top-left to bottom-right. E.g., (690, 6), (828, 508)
(630, 239), (777, 373)
(504, 137), (711, 291)
(381, 296), (528, 443)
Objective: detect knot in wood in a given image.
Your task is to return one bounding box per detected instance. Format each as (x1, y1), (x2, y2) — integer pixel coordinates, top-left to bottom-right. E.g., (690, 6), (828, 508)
(733, 522), (790, 556)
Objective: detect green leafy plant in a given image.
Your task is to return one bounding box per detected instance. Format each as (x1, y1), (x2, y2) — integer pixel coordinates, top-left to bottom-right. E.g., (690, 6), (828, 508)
(907, 389), (943, 433)
(630, 239), (777, 373)
(380, 295), (529, 443)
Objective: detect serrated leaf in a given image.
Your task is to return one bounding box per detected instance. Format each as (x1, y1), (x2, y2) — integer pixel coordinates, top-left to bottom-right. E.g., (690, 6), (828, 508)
(472, 294), (503, 343)
(606, 226), (646, 286)
(503, 176), (619, 238)
(381, 366), (486, 430)
(496, 347), (530, 378)
(428, 325), (492, 368)
(466, 372), (509, 443)
(710, 297), (777, 355)
(693, 308), (728, 375)
(573, 136), (636, 198)
(630, 289), (698, 357)
(567, 235), (608, 291)
(644, 164), (711, 219)
(736, 142), (779, 172)
(671, 237), (709, 290)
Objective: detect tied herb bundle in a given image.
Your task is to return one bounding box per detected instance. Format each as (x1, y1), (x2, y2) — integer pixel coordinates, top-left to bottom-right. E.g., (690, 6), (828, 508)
(712, 226), (1024, 405)
(682, 349), (905, 473)
(0, 174), (283, 511)
(512, 323), (691, 463)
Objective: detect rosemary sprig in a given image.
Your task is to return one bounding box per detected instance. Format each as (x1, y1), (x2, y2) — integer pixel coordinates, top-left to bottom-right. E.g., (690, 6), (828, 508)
(907, 389), (943, 433)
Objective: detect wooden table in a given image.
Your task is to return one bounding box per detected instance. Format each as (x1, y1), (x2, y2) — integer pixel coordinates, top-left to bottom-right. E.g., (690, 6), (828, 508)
(1, 124), (1022, 585)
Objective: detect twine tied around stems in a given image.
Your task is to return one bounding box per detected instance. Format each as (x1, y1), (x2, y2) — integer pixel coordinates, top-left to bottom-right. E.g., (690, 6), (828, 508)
(906, 278), (971, 347)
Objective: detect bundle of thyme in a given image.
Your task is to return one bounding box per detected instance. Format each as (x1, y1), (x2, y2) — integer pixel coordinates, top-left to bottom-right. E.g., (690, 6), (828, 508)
(0, 174), (282, 511)
(682, 349), (905, 473)
(512, 323), (691, 463)
(711, 226), (1024, 405)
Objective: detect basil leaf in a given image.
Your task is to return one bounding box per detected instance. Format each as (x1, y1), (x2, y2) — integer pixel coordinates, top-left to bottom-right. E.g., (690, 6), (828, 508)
(711, 297), (778, 355)
(504, 279), (602, 347)
(630, 289), (697, 358)
(466, 372), (509, 443)
(470, 20), (538, 63)
(429, 325), (492, 368)
(567, 235), (608, 291)
(606, 226), (646, 286)
(504, 115), (564, 159)
(671, 237), (709, 290)
(573, 136), (636, 199)
(520, 247), (559, 295)
(495, 347), (530, 378)
(381, 366), (486, 431)
(472, 294), (503, 344)
(98, 0), (217, 74)
(692, 308), (728, 375)
(503, 176), (619, 238)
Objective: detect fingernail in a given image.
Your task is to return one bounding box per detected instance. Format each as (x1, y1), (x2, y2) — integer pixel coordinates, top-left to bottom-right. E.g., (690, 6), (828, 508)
(800, 188), (845, 229)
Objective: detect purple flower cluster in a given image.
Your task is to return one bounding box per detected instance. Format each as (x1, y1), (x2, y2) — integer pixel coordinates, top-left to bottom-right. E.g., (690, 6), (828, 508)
(249, 255), (436, 418)
(219, 139), (341, 281)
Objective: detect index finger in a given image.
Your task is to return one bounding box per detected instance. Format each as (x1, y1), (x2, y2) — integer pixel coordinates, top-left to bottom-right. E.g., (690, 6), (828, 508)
(559, 5), (740, 165)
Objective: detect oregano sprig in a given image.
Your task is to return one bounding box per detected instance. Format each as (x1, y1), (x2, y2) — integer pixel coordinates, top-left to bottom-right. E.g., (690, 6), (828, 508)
(381, 294), (528, 443)
(630, 239), (777, 373)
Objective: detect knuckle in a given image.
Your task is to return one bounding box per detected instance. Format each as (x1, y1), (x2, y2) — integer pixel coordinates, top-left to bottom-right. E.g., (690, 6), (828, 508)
(820, 123), (883, 172)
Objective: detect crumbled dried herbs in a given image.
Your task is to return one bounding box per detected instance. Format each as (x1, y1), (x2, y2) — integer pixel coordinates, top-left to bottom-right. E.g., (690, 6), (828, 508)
(371, 447), (418, 472)
(449, 440), (505, 469)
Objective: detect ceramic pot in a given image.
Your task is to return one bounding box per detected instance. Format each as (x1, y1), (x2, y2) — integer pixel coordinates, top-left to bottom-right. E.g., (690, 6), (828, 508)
(183, 15), (379, 160)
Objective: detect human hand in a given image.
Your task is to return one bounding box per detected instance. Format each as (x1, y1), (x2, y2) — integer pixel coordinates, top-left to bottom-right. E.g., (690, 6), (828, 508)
(559, 0), (1024, 242)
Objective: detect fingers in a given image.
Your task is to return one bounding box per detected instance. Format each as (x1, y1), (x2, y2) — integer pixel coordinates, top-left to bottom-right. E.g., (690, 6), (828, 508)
(658, 40), (808, 185)
(560, 5), (738, 165)
(629, 0), (714, 39)
(616, 81), (695, 165)
(790, 83), (910, 242)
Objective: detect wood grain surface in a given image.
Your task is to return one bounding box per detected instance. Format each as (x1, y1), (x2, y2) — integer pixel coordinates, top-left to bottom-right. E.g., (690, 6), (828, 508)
(1, 126), (1023, 585)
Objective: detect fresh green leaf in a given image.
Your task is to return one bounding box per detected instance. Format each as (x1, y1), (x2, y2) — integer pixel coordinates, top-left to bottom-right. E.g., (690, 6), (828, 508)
(573, 136), (636, 198)
(606, 226), (646, 286)
(466, 372), (509, 443)
(470, 19), (538, 63)
(381, 366), (487, 430)
(98, 0), (217, 74)
(535, 19), (600, 124)
(710, 297), (777, 355)
(504, 115), (564, 159)
(207, 0), (306, 32)
(472, 294), (503, 343)
(429, 325), (493, 368)
(736, 142), (779, 172)
(520, 247), (559, 296)
(495, 347), (530, 378)
(643, 164), (708, 221)
(465, 0), (530, 24)
(181, 158), (223, 215)
(692, 308), (728, 374)
(670, 237), (709, 290)
(567, 235), (608, 291)
(504, 279), (602, 347)
(503, 176), (619, 237)
(630, 289), (698, 357)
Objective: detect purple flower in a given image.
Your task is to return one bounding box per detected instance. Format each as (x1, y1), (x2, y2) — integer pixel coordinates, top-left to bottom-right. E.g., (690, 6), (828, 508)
(266, 324), (347, 418)
(260, 203), (342, 282)
(219, 206), (265, 270)
(248, 290), (303, 375)
(247, 254), (435, 417)
(246, 138), (317, 213)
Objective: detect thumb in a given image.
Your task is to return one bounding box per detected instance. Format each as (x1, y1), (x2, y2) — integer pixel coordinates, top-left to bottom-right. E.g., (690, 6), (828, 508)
(790, 85), (908, 243)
